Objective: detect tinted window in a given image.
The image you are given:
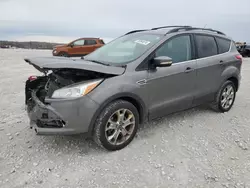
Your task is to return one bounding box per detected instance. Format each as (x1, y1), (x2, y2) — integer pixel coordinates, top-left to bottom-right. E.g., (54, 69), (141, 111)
(85, 40), (97, 45)
(216, 37), (231, 54)
(195, 35), (217, 58)
(73, 40), (85, 46)
(155, 35), (192, 63)
(99, 40), (105, 44)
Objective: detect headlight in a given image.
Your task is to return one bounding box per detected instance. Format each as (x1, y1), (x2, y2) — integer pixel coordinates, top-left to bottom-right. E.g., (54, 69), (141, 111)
(53, 50), (57, 53)
(51, 79), (102, 99)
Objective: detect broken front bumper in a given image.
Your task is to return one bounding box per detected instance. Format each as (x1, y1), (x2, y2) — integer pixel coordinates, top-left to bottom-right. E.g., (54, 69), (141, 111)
(27, 91), (99, 135)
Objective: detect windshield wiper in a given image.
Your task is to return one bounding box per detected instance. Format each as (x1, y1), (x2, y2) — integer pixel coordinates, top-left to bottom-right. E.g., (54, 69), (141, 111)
(86, 59), (110, 66)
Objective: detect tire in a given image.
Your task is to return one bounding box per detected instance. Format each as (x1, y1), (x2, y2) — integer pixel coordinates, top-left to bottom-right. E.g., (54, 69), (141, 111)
(210, 80), (236, 112)
(93, 100), (139, 151)
(59, 52), (68, 57)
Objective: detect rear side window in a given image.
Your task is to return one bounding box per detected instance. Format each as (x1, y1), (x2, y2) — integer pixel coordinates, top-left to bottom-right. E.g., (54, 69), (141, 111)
(85, 40), (97, 45)
(216, 37), (231, 54)
(195, 35), (218, 58)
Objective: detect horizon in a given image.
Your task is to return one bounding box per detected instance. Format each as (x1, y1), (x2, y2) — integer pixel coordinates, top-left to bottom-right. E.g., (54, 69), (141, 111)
(0, 35), (114, 44)
(1, 0), (250, 43)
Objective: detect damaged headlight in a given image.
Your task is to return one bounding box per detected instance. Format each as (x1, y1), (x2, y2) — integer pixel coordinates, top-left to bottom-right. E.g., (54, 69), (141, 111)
(51, 79), (103, 99)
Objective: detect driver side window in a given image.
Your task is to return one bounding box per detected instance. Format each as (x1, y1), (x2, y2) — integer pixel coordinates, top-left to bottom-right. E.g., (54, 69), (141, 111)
(155, 35), (192, 63)
(73, 39), (85, 46)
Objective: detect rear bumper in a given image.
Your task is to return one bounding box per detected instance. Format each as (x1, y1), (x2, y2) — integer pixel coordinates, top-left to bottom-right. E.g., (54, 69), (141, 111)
(238, 74), (241, 91)
(27, 91), (100, 135)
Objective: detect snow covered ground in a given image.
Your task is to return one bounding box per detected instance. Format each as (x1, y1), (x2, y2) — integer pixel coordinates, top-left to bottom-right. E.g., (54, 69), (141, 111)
(1, 49), (250, 188)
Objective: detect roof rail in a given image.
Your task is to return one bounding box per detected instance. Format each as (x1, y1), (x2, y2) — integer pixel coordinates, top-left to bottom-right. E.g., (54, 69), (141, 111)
(124, 26), (226, 36)
(167, 27), (226, 35)
(124, 29), (148, 35)
(124, 26), (191, 35)
(151, 25), (191, 30)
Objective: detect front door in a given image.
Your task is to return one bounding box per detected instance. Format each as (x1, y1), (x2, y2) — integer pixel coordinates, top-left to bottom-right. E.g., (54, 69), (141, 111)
(68, 39), (85, 56)
(147, 34), (197, 120)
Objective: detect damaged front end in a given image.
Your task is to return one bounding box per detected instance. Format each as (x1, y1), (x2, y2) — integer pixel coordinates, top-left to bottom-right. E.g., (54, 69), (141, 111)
(24, 57), (125, 134)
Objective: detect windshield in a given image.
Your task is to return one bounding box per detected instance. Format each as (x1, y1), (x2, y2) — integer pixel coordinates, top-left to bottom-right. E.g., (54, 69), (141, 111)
(84, 33), (163, 65)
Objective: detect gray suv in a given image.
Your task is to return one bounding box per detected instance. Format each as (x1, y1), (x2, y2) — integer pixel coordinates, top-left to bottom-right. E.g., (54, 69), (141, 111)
(25, 26), (242, 151)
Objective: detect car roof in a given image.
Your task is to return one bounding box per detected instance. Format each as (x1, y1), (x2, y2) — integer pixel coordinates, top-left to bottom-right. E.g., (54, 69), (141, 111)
(125, 26), (231, 40)
(77, 37), (102, 40)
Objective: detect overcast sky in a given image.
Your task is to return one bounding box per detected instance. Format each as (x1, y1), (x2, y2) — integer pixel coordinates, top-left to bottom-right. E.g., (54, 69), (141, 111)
(0, 0), (250, 43)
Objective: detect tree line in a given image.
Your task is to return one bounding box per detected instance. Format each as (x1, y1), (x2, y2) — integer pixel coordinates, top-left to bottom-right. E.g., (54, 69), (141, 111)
(0, 41), (64, 50)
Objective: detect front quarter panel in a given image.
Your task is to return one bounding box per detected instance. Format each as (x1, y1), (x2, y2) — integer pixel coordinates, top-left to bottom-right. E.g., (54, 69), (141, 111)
(89, 71), (149, 108)
(87, 71), (149, 133)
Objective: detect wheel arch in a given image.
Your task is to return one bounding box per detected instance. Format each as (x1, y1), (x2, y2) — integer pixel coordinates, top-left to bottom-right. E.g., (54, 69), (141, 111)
(58, 51), (68, 56)
(221, 66), (240, 91)
(227, 77), (239, 91)
(87, 93), (148, 136)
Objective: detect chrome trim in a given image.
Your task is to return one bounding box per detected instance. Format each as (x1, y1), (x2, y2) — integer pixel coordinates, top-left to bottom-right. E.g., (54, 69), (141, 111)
(171, 41), (232, 66)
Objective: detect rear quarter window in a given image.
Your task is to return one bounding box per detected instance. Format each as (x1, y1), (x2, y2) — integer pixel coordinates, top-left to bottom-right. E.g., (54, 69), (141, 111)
(85, 40), (97, 45)
(195, 35), (218, 58)
(99, 40), (105, 44)
(215, 37), (231, 54)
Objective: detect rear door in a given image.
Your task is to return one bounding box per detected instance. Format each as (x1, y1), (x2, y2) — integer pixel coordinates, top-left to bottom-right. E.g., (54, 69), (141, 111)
(84, 39), (98, 54)
(193, 34), (230, 105)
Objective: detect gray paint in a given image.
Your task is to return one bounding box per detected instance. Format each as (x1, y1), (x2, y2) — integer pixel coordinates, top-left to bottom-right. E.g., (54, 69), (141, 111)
(26, 28), (242, 135)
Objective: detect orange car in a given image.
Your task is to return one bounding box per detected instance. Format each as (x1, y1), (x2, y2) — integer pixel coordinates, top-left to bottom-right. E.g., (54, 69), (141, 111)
(52, 38), (105, 57)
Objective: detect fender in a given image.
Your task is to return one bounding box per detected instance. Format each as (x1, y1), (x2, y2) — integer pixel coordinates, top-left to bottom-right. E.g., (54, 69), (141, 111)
(221, 65), (240, 83)
(87, 92), (148, 136)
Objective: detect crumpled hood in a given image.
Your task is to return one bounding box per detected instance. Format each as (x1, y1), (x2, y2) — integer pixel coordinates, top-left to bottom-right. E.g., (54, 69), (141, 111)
(24, 57), (125, 75)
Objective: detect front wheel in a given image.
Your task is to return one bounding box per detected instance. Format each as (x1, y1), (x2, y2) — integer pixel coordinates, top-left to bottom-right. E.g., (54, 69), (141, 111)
(210, 80), (236, 112)
(59, 52), (69, 57)
(93, 100), (139, 151)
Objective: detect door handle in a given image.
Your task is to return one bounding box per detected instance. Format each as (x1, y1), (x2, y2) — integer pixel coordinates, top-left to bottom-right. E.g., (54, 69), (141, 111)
(184, 67), (194, 73)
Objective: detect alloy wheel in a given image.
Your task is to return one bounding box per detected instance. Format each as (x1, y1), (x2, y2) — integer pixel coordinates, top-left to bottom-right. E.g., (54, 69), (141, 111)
(220, 84), (235, 110)
(105, 109), (135, 146)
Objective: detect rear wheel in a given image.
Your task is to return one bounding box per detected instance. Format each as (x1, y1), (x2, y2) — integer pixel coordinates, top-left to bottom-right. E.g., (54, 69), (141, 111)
(93, 100), (139, 151)
(210, 80), (236, 112)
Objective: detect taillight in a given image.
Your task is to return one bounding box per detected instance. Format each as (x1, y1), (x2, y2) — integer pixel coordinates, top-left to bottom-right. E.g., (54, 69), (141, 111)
(28, 75), (37, 81)
(235, 54), (242, 61)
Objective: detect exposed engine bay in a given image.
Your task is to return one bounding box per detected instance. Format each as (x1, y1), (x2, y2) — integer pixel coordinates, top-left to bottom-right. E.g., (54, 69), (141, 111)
(23, 56), (125, 130)
(25, 68), (113, 107)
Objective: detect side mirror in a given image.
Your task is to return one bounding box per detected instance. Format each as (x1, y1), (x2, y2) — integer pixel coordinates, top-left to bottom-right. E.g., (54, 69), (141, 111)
(69, 43), (74, 47)
(153, 56), (173, 67)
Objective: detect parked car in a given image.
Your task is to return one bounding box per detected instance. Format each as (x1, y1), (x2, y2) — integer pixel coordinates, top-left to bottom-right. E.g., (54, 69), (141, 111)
(52, 37), (105, 57)
(237, 43), (250, 57)
(25, 26), (242, 151)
